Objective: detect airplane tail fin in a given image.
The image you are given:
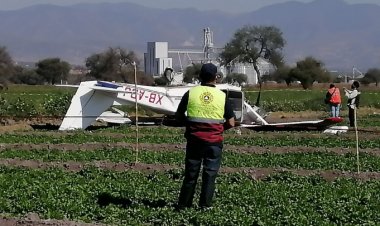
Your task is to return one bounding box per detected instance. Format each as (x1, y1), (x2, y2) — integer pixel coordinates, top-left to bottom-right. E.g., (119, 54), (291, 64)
(59, 81), (117, 130)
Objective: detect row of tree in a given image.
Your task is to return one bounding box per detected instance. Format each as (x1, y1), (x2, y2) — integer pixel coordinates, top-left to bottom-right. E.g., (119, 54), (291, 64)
(1, 25), (379, 89)
(0, 46), (153, 87)
(0, 46), (70, 86)
(182, 56), (330, 89)
(217, 25), (379, 88)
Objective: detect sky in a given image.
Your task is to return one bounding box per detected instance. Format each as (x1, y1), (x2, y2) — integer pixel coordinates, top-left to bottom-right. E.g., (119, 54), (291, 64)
(1, 0), (380, 13)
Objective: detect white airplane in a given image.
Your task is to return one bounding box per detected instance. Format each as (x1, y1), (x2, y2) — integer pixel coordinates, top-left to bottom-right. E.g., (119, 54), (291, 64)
(59, 80), (348, 134)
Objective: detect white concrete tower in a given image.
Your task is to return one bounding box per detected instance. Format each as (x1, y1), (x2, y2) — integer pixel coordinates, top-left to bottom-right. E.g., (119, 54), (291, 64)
(144, 42), (172, 77)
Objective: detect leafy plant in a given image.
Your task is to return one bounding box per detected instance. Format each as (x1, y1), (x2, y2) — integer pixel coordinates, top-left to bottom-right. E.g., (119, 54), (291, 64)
(42, 93), (72, 116)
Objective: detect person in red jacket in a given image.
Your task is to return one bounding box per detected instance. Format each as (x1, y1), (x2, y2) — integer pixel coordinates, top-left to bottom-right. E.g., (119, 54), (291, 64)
(175, 63), (235, 210)
(326, 84), (341, 117)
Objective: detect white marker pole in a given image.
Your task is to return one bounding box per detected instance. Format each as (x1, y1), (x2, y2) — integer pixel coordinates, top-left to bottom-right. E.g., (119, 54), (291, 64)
(354, 107), (360, 173)
(132, 61), (139, 163)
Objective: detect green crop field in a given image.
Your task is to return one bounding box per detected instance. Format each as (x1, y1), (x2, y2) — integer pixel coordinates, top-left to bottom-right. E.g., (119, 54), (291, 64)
(1, 84), (379, 116)
(0, 84), (380, 225)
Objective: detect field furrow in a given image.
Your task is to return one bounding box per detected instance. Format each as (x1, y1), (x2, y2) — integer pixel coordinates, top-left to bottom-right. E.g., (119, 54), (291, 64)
(1, 142), (379, 155)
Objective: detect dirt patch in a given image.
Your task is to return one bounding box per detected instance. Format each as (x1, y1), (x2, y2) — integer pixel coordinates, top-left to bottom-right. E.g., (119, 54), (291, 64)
(0, 142), (379, 156)
(265, 111), (325, 123)
(0, 123), (33, 133)
(2, 127), (380, 140)
(265, 107), (380, 121)
(0, 214), (106, 226)
(0, 116), (62, 132)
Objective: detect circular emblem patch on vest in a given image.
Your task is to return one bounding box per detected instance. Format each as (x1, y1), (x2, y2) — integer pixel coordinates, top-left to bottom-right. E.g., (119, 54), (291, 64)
(200, 91), (214, 104)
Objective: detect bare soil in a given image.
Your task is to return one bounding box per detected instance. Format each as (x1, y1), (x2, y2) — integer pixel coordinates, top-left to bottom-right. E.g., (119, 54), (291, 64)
(0, 214), (106, 226)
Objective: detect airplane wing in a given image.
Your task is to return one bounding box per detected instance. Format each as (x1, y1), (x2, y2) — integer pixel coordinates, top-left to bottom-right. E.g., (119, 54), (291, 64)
(92, 81), (170, 96)
(241, 117), (344, 131)
(59, 80), (180, 130)
(55, 84), (80, 88)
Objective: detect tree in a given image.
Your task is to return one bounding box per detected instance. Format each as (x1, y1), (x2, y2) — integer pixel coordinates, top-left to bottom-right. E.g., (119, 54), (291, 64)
(219, 25), (286, 80)
(288, 57), (331, 89)
(266, 65), (293, 85)
(362, 68), (380, 86)
(224, 73), (247, 86)
(134, 70), (154, 85)
(11, 66), (44, 85)
(36, 58), (70, 85)
(0, 46), (15, 86)
(85, 47), (140, 83)
(183, 63), (202, 83)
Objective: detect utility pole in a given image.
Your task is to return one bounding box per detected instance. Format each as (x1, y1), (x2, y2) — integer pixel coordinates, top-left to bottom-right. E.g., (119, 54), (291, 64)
(118, 49), (139, 163)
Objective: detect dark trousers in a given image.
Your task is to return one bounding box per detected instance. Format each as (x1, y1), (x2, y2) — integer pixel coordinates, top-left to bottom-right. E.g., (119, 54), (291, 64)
(349, 107), (356, 127)
(178, 142), (222, 208)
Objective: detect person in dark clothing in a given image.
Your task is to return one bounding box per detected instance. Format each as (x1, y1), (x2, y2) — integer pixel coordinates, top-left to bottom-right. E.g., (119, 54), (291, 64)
(343, 81), (361, 127)
(175, 63), (235, 209)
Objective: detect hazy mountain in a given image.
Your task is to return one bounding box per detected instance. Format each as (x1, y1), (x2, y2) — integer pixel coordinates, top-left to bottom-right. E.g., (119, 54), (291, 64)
(0, 0), (379, 71)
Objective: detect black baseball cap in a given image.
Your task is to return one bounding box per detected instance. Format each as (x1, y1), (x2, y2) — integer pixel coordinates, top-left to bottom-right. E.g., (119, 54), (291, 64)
(199, 63), (217, 82)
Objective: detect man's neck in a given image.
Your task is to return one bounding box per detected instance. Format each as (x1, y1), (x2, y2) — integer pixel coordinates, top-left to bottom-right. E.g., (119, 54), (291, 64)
(201, 82), (216, 87)
(201, 81), (216, 85)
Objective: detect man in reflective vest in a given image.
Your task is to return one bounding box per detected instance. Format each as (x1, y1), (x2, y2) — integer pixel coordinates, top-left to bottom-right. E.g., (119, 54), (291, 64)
(175, 63), (235, 210)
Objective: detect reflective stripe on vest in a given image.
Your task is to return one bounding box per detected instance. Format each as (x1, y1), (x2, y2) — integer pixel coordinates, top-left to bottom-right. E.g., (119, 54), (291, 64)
(187, 86), (226, 124)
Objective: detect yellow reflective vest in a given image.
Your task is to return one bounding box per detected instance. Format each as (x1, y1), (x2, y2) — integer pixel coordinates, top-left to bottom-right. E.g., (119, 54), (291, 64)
(187, 85), (226, 123)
